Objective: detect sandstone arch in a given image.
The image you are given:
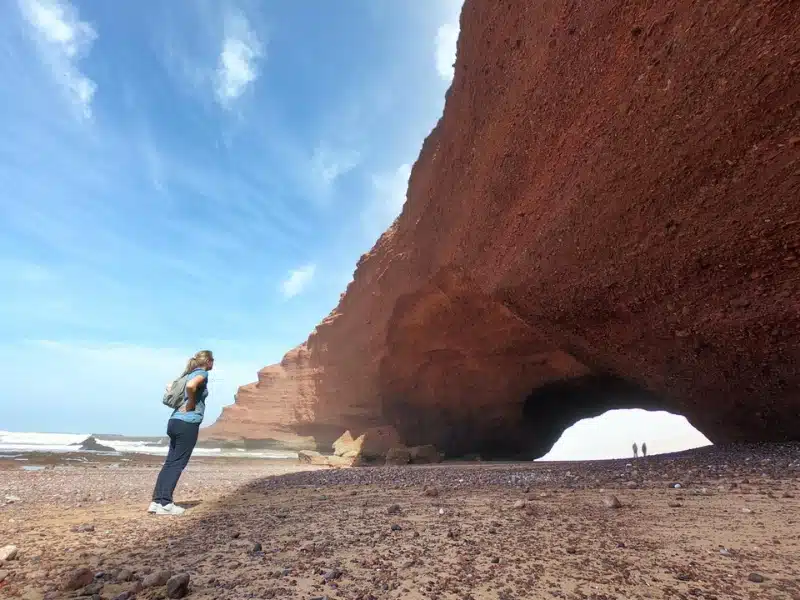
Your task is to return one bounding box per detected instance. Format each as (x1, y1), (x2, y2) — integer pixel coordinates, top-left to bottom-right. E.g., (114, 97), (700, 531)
(202, 0), (800, 456)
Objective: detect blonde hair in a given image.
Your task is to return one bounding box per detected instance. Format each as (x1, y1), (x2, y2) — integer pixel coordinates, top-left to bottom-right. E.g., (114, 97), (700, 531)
(182, 350), (213, 376)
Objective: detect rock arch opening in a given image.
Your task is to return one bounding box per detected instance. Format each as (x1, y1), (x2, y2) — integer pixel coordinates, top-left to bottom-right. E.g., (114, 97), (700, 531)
(519, 374), (702, 460)
(537, 407), (712, 461)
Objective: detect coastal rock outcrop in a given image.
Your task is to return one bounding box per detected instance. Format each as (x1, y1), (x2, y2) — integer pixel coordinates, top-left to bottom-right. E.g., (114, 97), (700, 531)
(73, 436), (116, 453)
(202, 0), (800, 458)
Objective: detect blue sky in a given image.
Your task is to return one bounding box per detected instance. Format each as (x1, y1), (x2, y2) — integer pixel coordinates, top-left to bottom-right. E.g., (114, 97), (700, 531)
(1, 0), (463, 435)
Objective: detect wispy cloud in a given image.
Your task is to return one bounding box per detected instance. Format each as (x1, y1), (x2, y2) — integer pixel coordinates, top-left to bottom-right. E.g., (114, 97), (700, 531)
(434, 22), (459, 81)
(361, 163), (411, 238)
(280, 264), (317, 299)
(17, 0), (97, 118)
(214, 10), (263, 106)
(310, 143), (361, 196)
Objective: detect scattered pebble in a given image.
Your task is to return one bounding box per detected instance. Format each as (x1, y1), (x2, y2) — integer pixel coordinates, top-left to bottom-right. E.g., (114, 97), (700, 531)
(142, 570), (172, 588)
(62, 567), (94, 591)
(116, 569), (134, 582)
(748, 572), (764, 583)
(423, 486), (439, 497)
(0, 545), (18, 561)
(166, 573), (190, 599)
(603, 495), (622, 509)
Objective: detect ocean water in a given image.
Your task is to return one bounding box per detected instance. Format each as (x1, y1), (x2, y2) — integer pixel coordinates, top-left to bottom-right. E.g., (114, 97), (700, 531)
(0, 430), (297, 459)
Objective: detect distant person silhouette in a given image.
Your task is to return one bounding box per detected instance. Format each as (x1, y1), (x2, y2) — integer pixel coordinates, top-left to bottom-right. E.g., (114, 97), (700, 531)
(149, 350), (214, 516)
(632, 442), (639, 458)
(642, 442), (648, 457)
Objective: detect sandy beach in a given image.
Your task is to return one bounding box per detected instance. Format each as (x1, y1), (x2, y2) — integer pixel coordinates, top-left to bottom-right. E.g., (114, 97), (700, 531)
(1, 444), (799, 600)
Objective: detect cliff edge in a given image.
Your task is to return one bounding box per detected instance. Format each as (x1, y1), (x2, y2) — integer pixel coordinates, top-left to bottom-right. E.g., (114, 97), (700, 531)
(202, 0), (800, 458)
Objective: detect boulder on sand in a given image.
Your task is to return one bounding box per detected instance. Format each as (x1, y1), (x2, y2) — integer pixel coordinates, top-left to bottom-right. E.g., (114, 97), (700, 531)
(409, 445), (443, 464)
(297, 450), (329, 466)
(385, 447), (412, 465)
(331, 427), (403, 461)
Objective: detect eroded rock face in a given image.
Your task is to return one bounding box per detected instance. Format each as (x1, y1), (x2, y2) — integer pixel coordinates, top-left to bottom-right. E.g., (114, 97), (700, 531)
(201, 0), (800, 458)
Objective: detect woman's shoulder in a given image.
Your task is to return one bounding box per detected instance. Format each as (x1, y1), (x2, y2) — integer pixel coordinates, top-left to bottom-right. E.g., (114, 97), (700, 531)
(188, 368), (208, 379)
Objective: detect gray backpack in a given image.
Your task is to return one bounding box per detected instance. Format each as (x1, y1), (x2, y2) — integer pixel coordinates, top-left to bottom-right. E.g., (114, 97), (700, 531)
(162, 373), (189, 409)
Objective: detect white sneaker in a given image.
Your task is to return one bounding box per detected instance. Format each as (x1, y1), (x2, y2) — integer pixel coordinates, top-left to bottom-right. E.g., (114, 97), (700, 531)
(154, 503), (186, 516)
(147, 502), (159, 513)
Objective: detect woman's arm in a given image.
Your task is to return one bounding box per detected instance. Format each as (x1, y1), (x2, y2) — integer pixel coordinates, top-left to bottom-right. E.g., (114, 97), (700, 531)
(181, 374), (206, 412)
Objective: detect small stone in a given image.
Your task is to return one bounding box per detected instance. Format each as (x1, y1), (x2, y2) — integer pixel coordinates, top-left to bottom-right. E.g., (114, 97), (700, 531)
(322, 568), (342, 582)
(71, 524), (95, 533)
(748, 572), (764, 583)
(391, 524), (402, 532)
(0, 545), (18, 561)
(668, 501), (683, 508)
(719, 548), (732, 556)
(62, 568), (94, 591)
(671, 483), (682, 489)
(625, 481), (638, 489)
(742, 507), (753, 514)
(0, 570), (8, 582)
(116, 569), (134, 582)
(423, 486), (439, 498)
(250, 541), (263, 553)
(729, 297), (751, 308)
(166, 573), (190, 598)
(387, 504), (401, 515)
(512, 500), (526, 509)
(82, 582), (104, 595)
(4, 495), (20, 504)
(603, 495), (622, 509)
(142, 570), (172, 588)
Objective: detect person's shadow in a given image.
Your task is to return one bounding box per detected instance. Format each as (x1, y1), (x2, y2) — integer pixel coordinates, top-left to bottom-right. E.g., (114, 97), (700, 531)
(175, 500), (203, 509)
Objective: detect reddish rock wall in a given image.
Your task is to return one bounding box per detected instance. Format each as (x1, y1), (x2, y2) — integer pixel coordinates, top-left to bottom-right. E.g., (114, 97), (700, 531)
(202, 0), (800, 458)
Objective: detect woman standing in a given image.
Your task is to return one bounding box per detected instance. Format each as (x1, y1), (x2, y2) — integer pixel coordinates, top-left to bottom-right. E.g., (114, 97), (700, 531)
(149, 350), (214, 515)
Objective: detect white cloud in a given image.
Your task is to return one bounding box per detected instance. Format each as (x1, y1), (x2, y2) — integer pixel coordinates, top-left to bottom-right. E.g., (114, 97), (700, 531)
(361, 163), (411, 239)
(280, 263), (316, 299)
(434, 22), (459, 81)
(310, 144), (361, 193)
(17, 0), (97, 118)
(214, 11), (262, 106)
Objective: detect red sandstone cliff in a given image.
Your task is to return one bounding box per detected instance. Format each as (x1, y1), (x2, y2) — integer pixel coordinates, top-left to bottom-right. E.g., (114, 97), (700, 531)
(202, 0), (800, 457)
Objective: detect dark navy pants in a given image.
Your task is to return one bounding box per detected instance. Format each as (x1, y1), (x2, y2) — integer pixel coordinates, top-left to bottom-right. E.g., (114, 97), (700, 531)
(152, 419), (199, 506)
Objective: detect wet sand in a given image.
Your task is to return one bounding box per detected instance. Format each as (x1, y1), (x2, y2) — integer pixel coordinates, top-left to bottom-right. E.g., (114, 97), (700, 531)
(0, 444), (798, 600)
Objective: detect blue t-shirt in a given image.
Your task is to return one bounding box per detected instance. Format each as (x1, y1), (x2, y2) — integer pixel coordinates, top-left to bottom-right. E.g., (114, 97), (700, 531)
(170, 369), (208, 424)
